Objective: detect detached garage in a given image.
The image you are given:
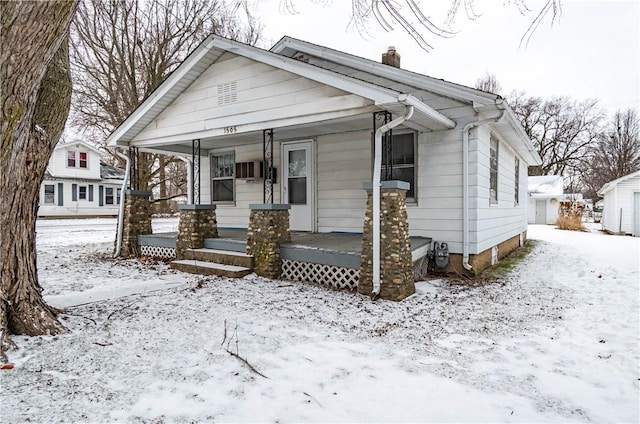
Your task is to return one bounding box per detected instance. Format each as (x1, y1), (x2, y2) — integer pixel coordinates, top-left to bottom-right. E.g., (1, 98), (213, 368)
(597, 170), (640, 236)
(528, 175), (563, 224)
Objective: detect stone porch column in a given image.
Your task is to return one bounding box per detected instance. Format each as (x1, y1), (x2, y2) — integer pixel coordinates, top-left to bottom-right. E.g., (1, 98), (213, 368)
(175, 204), (218, 259)
(120, 190), (153, 258)
(359, 181), (415, 300)
(246, 204), (291, 279)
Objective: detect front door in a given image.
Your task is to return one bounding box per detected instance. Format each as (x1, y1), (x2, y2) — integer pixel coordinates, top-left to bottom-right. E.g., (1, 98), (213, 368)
(282, 140), (314, 231)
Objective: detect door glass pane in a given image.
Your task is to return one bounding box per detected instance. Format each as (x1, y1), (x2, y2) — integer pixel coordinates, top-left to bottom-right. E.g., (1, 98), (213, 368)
(288, 177), (307, 204)
(288, 150), (306, 177)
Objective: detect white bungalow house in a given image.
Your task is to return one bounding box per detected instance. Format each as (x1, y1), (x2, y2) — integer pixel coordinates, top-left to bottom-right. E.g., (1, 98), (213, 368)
(106, 35), (541, 275)
(38, 140), (125, 218)
(527, 175), (563, 224)
(597, 170), (640, 236)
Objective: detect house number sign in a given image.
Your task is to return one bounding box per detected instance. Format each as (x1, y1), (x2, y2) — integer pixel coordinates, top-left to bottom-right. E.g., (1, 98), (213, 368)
(223, 126), (237, 134)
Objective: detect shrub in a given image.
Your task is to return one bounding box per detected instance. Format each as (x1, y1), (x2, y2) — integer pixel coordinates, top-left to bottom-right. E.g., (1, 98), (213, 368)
(555, 214), (586, 231)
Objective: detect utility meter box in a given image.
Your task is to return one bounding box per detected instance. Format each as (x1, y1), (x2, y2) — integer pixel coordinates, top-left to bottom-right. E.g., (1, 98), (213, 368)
(435, 242), (450, 269)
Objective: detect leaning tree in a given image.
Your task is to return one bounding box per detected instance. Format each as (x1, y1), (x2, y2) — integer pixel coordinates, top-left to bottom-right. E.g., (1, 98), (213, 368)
(1, 0), (78, 362)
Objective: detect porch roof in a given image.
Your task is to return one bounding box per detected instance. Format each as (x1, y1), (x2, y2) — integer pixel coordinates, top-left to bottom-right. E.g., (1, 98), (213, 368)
(106, 35), (455, 150)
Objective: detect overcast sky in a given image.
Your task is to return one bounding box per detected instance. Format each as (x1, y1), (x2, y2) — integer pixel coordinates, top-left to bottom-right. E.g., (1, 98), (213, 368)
(252, 0), (639, 118)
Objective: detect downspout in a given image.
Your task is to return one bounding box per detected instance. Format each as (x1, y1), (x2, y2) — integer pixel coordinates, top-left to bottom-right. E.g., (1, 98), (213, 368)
(462, 101), (505, 271)
(371, 105), (414, 296)
(180, 156), (193, 204)
(114, 148), (131, 258)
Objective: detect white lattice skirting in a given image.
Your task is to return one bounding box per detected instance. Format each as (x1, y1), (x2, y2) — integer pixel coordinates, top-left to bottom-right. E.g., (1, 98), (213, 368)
(139, 245), (176, 259)
(282, 259), (359, 290)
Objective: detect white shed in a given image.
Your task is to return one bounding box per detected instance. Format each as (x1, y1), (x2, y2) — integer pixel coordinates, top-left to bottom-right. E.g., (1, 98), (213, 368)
(528, 175), (563, 224)
(597, 170), (640, 236)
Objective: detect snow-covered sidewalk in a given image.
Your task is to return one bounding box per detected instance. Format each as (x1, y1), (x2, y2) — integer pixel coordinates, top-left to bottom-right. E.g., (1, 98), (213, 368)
(1, 220), (638, 423)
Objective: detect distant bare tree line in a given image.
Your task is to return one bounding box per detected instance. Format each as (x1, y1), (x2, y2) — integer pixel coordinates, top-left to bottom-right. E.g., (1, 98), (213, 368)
(476, 73), (640, 200)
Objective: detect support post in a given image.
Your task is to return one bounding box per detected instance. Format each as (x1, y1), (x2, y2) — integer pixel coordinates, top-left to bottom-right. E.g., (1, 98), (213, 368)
(192, 139), (201, 205)
(176, 204), (218, 259)
(246, 204), (290, 279)
(263, 129), (274, 204)
(119, 190), (153, 258)
(359, 181), (415, 300)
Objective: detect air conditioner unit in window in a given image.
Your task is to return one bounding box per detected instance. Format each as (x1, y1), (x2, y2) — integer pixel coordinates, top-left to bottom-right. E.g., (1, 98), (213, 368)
(235, 161), (277, 182)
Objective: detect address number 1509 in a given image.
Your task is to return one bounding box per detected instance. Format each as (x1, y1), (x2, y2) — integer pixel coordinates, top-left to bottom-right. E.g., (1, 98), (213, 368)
(223, 126), (237, 134)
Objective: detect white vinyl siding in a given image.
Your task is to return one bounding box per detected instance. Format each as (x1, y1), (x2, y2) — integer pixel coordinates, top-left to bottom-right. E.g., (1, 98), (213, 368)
(472, 126), (528, 254)
(132, 54), (372, 144)
(317, 131), (370, 232)
(600, 175), (640, 235)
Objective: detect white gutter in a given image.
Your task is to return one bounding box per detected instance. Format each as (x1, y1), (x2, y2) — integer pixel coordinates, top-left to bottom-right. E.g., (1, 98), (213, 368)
(462, 102), (506, 271)
(371, 104), (414, 297)
(114, 148), (131, 258)
(180, 156), (193, 204)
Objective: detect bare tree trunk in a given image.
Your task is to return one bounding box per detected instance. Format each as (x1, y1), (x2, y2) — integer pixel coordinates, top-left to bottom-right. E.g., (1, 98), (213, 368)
(0, 0), (77, 362)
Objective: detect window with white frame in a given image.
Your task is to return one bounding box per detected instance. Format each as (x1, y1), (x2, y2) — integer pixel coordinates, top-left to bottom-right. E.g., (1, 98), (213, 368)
(116, 188), (122, 204)
(105, 187), (114, 204)
(79, 186), (87, 200)
(514, 157), (520, 206)
(211, 152), (235, 202)
(44, 184), (55, 204)
(490, 136), (499, 205)
(67, 149), (88, 168)
(381, 132), (417, 201)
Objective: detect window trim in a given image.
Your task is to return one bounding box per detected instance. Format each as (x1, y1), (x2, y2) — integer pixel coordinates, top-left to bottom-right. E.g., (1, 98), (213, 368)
(514, 157), (520, 206)
(44, 184), (55, 204)
(66, 148), (89, 169)
(489, 135), (499, 206)
(105, 187), (114, 205)
(78, 185), (87, 200)
(210, 150), (236, 204)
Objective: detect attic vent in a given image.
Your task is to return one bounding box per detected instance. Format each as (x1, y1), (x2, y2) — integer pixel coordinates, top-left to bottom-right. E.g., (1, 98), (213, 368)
(217, 81), (237, 105)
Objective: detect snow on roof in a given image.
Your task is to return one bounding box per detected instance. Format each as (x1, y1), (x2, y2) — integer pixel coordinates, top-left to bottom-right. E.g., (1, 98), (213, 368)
(597, 170), (640, 196)
(528, 175), (563, 197)
(100, 161), (126, 180)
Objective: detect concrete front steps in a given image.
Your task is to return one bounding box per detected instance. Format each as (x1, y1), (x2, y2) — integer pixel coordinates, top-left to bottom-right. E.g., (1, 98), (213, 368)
(170, 248), (254, 278)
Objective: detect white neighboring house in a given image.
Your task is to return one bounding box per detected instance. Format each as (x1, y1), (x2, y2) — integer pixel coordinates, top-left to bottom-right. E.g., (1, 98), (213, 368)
(597, 170), (640, 236)
(38, 140), (125, 218)
(528, 175), (563, 224)
(106, 35), (543, 271)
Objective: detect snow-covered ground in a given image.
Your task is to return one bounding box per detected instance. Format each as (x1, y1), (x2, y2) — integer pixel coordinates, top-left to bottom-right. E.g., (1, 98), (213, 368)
(1, 218), (638, 423)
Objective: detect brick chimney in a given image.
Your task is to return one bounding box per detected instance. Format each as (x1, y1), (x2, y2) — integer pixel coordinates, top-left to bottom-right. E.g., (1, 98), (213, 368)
(382, 46), (400, 68)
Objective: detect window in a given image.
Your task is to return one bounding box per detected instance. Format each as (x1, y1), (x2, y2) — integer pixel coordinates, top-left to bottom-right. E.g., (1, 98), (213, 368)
(67, 151), (76, 167)
(79, 186), (87, 200)
(490, 136), (499, 205)
(211, 152), (234, 202)
(381, 132), (416, 200)
(79, 152), (87, 168)
(116, 188), (122, 204)
(44, 185), (55, 204)
(514, 157), (520, 206)
(105, 187), (114, 205)
(67, 149), (88, 168)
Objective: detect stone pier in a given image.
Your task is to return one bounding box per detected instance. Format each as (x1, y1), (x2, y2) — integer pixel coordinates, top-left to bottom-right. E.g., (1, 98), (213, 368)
(246, 204), (291, 279)
(119, 190), (153, 258)
(175, 204), (218, 259)
(359, 181), (415, 300)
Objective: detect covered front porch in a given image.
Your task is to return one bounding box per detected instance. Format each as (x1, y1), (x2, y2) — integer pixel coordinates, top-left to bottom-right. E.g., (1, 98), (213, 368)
(139, 228), (432, 291)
